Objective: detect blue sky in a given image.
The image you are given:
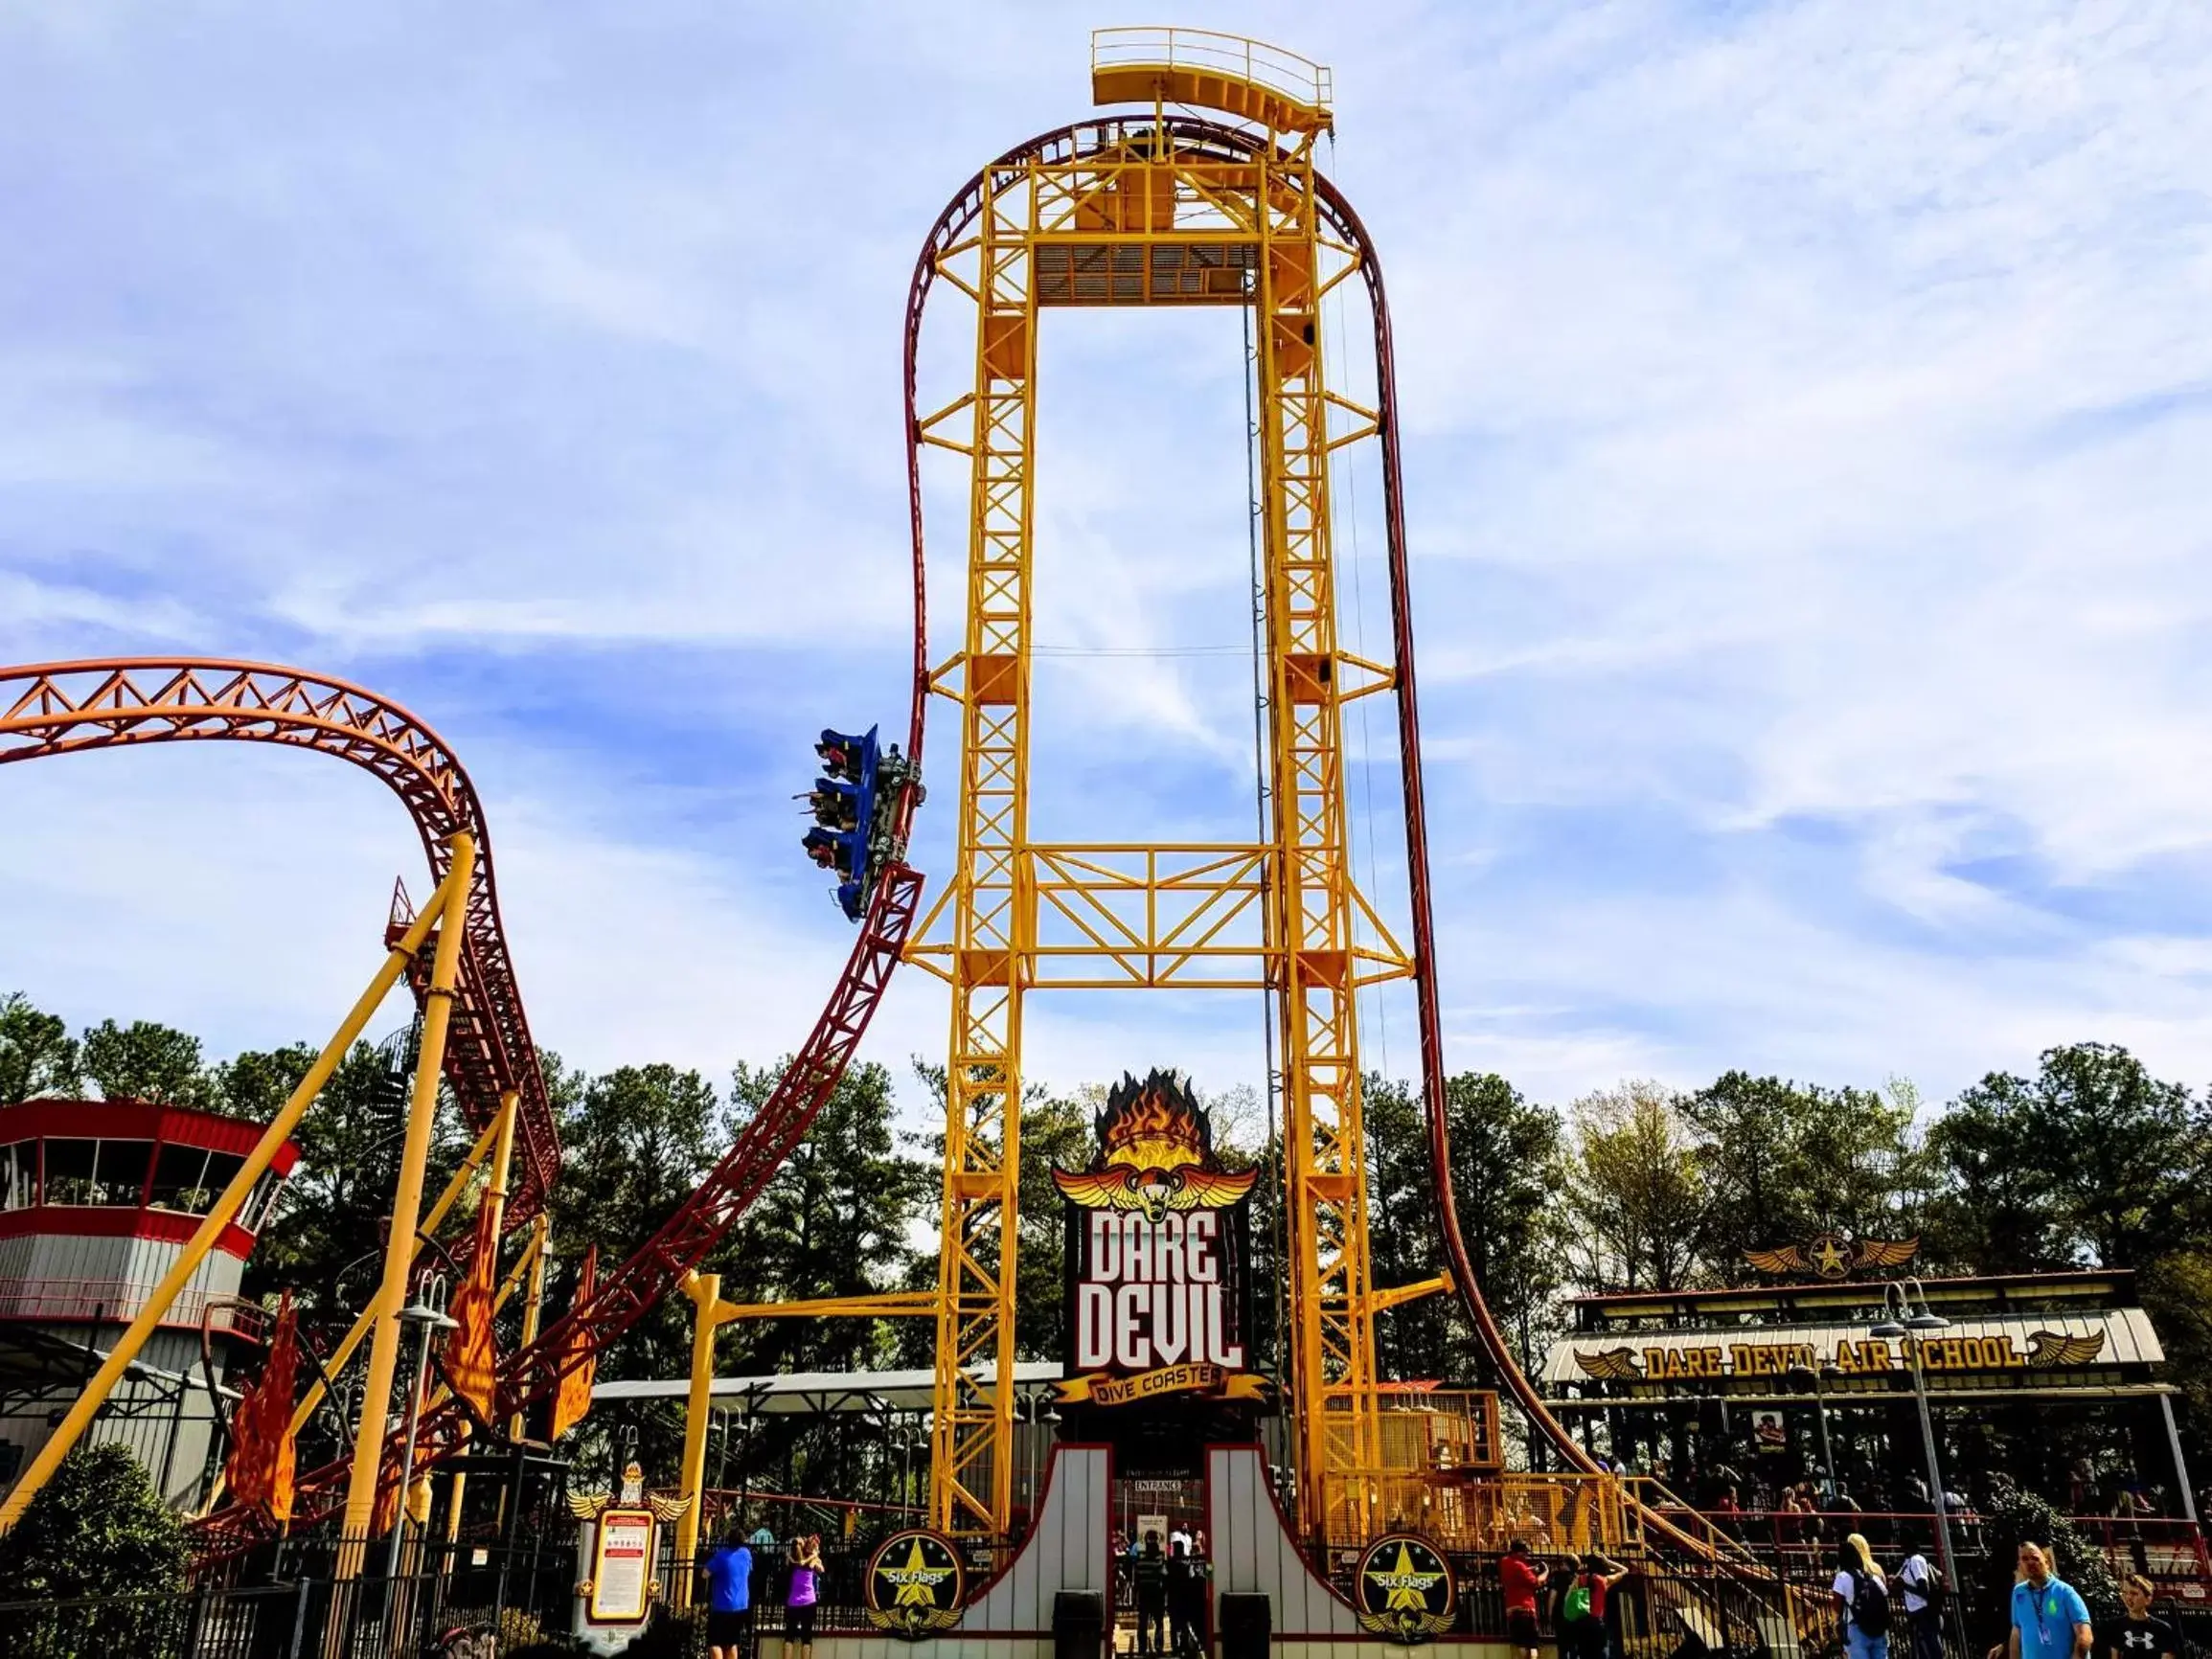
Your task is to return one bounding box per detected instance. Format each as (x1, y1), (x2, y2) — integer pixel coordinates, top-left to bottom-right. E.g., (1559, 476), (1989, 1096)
(4, 2), (2210, 1119)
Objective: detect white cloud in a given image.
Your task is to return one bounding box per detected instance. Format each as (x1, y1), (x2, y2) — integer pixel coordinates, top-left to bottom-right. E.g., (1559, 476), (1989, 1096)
(6, 0), (2212, 1145)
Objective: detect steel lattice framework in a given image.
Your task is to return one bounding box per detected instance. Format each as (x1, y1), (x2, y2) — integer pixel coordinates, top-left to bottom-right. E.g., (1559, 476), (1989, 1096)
(0, 659), (562, 1219)
(901, 39), (1444, 1538)
(4, 34), (1712, 1562)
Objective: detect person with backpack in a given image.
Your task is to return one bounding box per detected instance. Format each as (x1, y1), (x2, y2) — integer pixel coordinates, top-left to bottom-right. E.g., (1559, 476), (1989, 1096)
(1896, 1539), (1945, 1659)
(1559, 1554), (1630, 1659)
(1833, 1533), (1894, 1659)
(1133, 1531), (1170, 1656)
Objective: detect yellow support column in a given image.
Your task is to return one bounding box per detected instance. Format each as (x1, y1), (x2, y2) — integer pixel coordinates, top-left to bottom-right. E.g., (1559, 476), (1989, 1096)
(927, 145), (1039, 1538)
(336, 830), (478, 1579)
(287, 1108), (510, 1443)
(672, 1271), (727, 1609)
(0, 860), (466, 1533)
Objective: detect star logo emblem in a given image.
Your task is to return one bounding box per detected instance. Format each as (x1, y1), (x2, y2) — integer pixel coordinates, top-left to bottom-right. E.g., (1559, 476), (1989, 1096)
(865, 1530), (965, 1641)
(884, 1538), (952, 1607)
(1808, 1234), (1853, 1279)
(1355, 1534), (1454, 1644)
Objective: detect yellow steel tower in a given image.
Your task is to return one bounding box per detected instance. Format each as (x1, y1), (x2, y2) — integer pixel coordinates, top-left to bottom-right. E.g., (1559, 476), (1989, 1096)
(906, 31), (1416, 1540)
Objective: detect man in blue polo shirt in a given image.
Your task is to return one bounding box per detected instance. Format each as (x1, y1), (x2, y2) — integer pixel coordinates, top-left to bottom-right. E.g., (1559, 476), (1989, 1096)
(1989, 1543), (2091, 1659)
(704, 1524), (755, 1659)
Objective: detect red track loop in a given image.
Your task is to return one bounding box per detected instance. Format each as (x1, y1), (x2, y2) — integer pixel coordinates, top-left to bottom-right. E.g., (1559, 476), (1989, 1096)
(0, 658), (559, 1221)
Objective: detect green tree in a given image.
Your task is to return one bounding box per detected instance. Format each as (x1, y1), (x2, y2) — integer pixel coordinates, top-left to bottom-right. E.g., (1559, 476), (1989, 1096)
(0, 1442), (187, 1602)
(719, 1058), (933, 1374)
(1442, 1071), (1568, 1384)
(1928, 1043), (2206, 1273)
(1562, 1081), (1708, 1291)
(210, 1042), (318, 1122)
(547, 1059), (726, 1385)
(1362, 1073), (1451, 1383)
(80, 1017), (212, 1106)
(246, 1026), (467, 1360)
(0, 990), (82, 1102)
(1682, 1071), (1927, 1282)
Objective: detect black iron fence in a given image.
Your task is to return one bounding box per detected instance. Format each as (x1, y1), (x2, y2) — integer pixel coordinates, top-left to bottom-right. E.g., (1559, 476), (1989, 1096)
(0, 1541), (574, 1659)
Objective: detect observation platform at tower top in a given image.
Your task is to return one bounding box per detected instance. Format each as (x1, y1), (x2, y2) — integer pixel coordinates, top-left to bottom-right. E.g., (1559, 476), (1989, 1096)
(1090, 28), (1333, 133)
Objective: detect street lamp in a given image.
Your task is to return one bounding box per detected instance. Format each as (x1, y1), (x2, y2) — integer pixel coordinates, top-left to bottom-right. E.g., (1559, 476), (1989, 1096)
(385, 1273), (458, 1582)
(1871, 1278), (1961, 1653)
(1785, 1358), (1842, 1503)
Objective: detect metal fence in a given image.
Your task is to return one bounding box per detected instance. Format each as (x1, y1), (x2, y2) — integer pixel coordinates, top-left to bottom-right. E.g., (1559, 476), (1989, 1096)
(0, 1542), (576, 1659)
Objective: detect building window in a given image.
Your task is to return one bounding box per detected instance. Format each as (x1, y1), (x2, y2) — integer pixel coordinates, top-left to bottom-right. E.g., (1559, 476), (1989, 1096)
(91, 1140), (153, 1207)
(200, 1152), (246, 1209)
(41, 1138), (97, 1205)
(148, 1143), (216, 1215)
(239, 1168), (285, 1232)
(0, 1142), (32, 1211)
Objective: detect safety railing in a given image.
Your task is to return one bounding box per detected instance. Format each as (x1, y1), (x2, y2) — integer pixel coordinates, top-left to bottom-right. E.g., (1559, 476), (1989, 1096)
(0, 1278), (266, 1339)
(1645, 1503), (2211, 1591)
(1091, 27), (1333, 112)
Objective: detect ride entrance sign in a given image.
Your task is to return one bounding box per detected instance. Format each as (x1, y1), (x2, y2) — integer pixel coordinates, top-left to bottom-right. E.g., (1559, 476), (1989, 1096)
(1053, 1072), (1264, 1421)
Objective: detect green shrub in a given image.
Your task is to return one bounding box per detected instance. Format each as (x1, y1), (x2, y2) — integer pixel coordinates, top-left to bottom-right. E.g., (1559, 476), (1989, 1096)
(1980, 1475), (2121, 1615)
(0, 1442), (188, 1603)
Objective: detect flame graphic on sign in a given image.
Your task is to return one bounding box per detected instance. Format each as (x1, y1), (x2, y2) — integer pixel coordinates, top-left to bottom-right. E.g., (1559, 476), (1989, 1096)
(1055, 1069), (1256, 1218)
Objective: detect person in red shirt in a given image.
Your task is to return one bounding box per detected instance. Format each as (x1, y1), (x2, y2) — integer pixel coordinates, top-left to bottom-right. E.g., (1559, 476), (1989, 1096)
(1562, 1555), (1631, 1659)
(1500, 1539), (1549, 1659)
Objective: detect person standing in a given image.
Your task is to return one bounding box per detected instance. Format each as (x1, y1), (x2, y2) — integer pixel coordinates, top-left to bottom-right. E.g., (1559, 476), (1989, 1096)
(1896, 1539), (1944, 1659)
(1499, 1539), (1549, 1659)
(1986, 1542), (2091, 1659)
(704, 1525), (756, 1659)
(1167, 1537), (1208, 1659)
(784, 1534), (822, 1659)
(1832, 1533), (1894, 1659)
(1133, 1531), (1170, 1657)
(1561, 1555), (1630, 1659)
(2108, 1574), (2175, 1659)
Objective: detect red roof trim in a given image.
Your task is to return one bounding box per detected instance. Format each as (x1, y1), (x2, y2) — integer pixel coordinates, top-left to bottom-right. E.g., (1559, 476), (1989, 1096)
(0, 1099), (298, 1175)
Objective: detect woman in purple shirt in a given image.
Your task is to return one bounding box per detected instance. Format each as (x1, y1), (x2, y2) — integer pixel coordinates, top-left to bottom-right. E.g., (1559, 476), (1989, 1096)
(784, 1534), (823, 1659)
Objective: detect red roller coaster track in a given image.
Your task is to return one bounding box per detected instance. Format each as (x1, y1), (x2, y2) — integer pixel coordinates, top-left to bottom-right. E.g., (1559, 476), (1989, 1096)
(0, 660), (562, 1222)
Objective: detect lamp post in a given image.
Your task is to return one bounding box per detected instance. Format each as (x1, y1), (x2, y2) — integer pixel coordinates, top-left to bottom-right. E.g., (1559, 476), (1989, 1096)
(385, 1273), (458, 1583)
(1871, 1278), (1961, 1655)
(1785, 1359), (1842, 1503)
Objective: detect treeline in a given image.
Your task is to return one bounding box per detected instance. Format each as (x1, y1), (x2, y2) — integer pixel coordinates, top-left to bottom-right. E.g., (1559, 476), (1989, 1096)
(1370, 1052), (2212, 1430)
(4, 992), (2208, 1465)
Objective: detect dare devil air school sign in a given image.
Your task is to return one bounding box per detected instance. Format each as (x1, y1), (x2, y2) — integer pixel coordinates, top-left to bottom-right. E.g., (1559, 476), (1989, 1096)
(1054, 1071), (1266, 1408)
(1355, 1534), (1457, 1644)
(863, 1530), (966, 1640)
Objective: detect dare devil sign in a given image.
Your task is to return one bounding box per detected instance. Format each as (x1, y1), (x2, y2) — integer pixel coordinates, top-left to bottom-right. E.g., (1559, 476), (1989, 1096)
(1354, 1534), (1457, 1644)
(1054, 1070), (1265, 1408)
(863, 1529), (966, 1640)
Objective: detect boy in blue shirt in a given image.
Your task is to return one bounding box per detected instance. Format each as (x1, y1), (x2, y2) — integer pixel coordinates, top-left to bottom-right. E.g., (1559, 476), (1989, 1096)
(1990, 1543), (2090, 1659)
(704, 1525), (756, 1659)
